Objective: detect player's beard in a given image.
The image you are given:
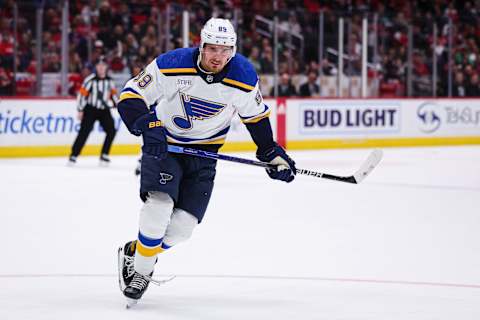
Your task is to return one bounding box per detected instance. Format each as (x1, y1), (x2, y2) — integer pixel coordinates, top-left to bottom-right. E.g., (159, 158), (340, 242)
(206, 59), (224, 73)
(209, 60), (222, 71)
(201, 54), (228, 73)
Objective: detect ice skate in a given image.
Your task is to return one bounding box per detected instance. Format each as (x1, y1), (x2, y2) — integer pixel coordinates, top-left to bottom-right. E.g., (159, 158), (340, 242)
(118, 241), (150, 308)
(134, 159), (141, 176)
(123, 271), (151, 306)
(99, 154), (110, 167)
(67, 156), (77, 166)
(123, 272), (176, 308)
(125, 297), (138, 309)
(117, 240), (137, 291)
(118, 240), (175, 307)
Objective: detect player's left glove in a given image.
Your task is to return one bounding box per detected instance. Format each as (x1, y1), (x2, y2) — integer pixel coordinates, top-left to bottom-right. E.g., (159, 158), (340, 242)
(257, 143), (296, 183)
(132, 112), (167, 159)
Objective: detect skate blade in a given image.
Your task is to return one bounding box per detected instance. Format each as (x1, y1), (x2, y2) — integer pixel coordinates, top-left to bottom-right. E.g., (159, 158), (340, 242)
(99, 161), (110, 167)
(149, 275), (176, 286)
(117, 247), (126, 292)
(126, 298), (138, 309)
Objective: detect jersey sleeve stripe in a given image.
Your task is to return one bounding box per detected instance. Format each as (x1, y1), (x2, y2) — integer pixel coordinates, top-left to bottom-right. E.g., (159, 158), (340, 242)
(119, 92), (145, 102)
(241, 111), (271, 124)
(240, 105), (270, 124)
(121, 87), (142, 95)
(222, 78), (255, 92)
(160, 68), (197, 75)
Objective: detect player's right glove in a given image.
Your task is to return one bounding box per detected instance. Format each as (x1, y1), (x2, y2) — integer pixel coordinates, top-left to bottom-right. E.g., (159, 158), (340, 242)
(132, 112), (167, 159)
(256, 143), (296, 183)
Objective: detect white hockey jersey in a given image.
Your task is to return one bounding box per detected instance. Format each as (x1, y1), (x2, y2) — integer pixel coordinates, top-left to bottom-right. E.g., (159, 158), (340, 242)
(119, 48), (269, 145)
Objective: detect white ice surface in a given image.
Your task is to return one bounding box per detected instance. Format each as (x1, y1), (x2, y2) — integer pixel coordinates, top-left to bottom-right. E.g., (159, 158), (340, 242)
(1, 146), (480, 319)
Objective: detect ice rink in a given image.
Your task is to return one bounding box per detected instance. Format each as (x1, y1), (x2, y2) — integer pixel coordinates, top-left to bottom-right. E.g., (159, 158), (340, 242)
(1, 146), (480, 319)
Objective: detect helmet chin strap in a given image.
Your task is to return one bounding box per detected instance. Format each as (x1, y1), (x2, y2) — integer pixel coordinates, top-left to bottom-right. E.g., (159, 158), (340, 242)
(197, 50), (214, 74)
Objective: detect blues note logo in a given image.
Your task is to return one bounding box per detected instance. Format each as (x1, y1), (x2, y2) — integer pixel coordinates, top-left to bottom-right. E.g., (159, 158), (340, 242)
(159, 172), (173, 185)
(173, 93), (227, 130)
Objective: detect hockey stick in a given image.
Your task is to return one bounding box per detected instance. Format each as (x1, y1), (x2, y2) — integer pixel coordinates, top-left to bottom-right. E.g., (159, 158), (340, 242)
(167, 145), (383, 184)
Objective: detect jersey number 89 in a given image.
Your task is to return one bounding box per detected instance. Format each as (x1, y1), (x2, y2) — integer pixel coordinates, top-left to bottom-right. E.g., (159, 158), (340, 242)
(133, 70), (152, 89)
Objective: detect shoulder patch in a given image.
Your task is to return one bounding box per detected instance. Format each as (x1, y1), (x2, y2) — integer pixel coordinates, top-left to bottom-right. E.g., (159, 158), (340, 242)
(156, 48), (198, 76)
(222, 54), (258, 92)
(255, 90), (263, 105)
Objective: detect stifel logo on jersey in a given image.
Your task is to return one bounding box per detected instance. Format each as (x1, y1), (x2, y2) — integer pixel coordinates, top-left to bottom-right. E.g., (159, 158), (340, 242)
(174, 93), (227, 130)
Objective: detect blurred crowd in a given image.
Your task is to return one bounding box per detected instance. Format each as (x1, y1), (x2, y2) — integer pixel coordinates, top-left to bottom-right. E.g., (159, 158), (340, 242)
(0, 0), (479, 97)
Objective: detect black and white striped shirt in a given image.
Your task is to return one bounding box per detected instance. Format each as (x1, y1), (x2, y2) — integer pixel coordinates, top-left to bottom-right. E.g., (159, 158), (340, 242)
(77, 73), (119, 111)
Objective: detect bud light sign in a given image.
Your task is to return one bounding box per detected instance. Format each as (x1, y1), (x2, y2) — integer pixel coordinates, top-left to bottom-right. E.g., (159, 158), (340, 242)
(300, 102), (400, 134)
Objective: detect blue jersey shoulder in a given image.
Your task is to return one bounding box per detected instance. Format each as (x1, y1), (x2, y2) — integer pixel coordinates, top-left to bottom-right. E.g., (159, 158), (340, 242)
(155, 48), (196, 70)
(223, 54), (258, 91)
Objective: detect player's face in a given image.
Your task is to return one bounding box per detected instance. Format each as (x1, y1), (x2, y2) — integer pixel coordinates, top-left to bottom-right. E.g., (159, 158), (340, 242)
(201, 44), (233, 73)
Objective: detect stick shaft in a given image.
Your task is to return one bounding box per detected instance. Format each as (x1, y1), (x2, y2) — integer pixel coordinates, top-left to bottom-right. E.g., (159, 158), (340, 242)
(167, 145), (358, 184)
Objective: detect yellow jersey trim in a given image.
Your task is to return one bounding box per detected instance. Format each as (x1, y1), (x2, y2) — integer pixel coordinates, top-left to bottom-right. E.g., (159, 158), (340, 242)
(222, 78), (255, 91)
(160, 68), (198, 74)
(119, 92), (145, 102)
(241, 111), (271, 124)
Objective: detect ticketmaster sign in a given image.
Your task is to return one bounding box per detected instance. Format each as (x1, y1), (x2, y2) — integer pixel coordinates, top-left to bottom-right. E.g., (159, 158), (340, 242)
(0, 99), (136, 147)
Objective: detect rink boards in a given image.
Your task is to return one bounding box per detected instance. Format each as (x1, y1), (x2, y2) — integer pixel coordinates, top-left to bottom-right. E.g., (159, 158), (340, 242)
(0, 97), (479, 157)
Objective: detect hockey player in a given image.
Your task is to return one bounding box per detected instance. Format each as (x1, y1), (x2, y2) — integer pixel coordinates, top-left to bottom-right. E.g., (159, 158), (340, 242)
(116, 17), (296, 306)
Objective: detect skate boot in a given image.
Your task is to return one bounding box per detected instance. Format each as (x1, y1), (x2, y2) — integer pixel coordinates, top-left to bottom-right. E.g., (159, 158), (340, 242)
(67, 156), (77, 166)
(134, 158), (141, 176)
(99, 154), (111, 166)
(123, 271), (151, 307)
(117, 240), (174, 308)
(117, 240), (137, 291)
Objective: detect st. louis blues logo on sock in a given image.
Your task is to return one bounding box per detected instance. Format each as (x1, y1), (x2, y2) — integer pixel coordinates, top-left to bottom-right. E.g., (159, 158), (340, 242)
(159, 172), (173, 185)
(173, 93), (227, 130)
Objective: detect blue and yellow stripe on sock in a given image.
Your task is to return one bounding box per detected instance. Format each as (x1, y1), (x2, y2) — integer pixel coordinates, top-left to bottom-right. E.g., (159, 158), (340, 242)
(136, 232), (164, 257)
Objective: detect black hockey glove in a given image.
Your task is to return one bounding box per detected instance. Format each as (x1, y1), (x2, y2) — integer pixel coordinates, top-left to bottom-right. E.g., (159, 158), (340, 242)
(132, 112), (167, 159)
(256, 143), (296, 183)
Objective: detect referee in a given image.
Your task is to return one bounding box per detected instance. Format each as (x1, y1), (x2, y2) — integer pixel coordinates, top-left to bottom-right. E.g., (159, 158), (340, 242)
(69, 58), (118, 165)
